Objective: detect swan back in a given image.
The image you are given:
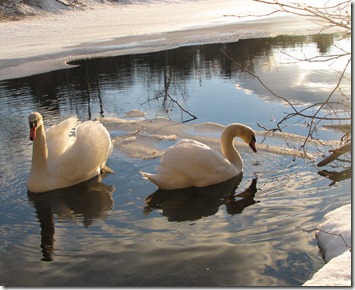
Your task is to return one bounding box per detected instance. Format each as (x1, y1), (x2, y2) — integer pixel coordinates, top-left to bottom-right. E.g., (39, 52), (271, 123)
(143, 139), (239, 189)
(46, 117), (79, 160)
(58, 120), (113, 182)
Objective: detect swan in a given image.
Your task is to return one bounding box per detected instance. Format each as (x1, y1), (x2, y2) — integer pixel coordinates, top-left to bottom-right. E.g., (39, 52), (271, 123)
(140, 123), (257, 190)
(27, 112), (113, 193)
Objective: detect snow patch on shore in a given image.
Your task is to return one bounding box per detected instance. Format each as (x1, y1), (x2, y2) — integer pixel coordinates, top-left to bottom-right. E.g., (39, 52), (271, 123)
(303, 250), (351, 286)
(303, 204), (351, 286)
(316, 204), (351, 263)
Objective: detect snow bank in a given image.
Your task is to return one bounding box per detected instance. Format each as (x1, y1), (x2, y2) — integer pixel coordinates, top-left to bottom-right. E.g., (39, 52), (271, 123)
(0, 0), (325, 81)
(303, 250), (351, 286)
(316, 204), (351, 263)
(303, 204), (351, 286)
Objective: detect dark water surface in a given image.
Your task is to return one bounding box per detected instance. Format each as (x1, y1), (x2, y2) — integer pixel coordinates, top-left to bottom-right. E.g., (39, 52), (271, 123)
(0, 33), (351, 286)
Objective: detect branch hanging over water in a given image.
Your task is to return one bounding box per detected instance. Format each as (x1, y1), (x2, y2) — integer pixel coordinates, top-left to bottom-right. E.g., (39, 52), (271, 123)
(141, 92), (197, 123)
(317, 142), (351, 167)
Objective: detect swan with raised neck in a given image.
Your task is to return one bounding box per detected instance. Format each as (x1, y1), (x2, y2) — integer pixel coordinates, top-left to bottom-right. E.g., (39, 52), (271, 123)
(27, 112), (112, 193)
(28, 112), (48, 182)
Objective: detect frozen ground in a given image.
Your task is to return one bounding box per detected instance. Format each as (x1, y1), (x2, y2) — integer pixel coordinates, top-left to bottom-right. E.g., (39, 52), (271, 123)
(0, 0), (351, 286)
(0, 0), (327, 81)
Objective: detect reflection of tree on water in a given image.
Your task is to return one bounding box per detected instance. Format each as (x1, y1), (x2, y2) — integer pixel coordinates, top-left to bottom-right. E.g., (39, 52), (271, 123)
(143, 176), (258, 222)
(317, 140), (351, 186)
(27, 176), (114, 262)
(318, 168), (351, 187)
(139, 50), (198, 122)
(0, 33), (339, 123)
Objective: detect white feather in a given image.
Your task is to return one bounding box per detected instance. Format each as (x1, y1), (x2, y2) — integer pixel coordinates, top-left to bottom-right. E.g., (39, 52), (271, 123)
(140, 123), (256, 190)
(27, 112), (113, 193)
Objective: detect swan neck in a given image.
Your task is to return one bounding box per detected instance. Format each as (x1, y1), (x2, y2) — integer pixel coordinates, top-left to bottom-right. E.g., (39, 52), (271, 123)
(31, 124), (48, 172)
(220, 126), (243, 172)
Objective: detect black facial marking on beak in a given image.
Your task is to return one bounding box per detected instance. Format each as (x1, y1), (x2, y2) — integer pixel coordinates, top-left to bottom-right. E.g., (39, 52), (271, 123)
(29, 120), (38, 141)
(249, 135), (257, 153)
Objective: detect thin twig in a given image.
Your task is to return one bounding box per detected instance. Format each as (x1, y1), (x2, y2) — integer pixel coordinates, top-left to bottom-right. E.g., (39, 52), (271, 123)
(296, 225), (351, 250)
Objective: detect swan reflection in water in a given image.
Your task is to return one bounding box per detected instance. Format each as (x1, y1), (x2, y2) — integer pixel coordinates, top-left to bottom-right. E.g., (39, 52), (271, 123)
(28, 175), (115, 262)
(144, 175), (258, 222)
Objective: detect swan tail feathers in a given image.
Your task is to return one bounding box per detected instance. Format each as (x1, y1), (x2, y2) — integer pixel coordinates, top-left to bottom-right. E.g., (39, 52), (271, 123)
(140, 171), (192, 190)
(140, 171), (156, 182)
(101, 164), (114, 174)
(140, 171), (166, 189)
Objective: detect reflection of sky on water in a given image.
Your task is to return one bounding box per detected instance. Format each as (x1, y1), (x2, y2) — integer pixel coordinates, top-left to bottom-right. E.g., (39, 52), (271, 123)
(1, 149), (347, 286)
(236, 37), (351, 106)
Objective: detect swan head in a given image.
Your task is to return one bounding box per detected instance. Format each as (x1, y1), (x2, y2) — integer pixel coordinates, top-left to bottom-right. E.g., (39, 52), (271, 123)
(248, 135), (257, 153)
(240, 127), (257, 153)
(240, 128), (257, 153)
(226, 123), (257, 153)
(28, 112), (43, 141)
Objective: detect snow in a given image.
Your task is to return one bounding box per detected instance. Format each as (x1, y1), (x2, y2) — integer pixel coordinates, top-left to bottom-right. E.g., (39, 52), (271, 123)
(0, 0), (351, 286)
(316, 204), (351, 263)
(0, 0), (326, 81)
(303, 250), (351, 286)
(303, 204), (351, 286)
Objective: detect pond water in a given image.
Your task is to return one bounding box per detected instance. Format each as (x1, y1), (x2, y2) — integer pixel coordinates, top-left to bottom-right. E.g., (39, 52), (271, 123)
(0, 33), (351, 286)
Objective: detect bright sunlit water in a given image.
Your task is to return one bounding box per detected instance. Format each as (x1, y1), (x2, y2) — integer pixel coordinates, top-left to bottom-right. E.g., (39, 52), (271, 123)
(0, 33), (351, 286)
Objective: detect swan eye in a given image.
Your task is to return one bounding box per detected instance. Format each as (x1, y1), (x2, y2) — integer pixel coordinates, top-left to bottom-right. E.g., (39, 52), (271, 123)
(29, 120), (37, 128)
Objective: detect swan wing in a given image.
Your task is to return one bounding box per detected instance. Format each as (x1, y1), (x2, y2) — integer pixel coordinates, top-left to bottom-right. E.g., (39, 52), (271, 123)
(146, 139), (238, 189)
(46, 117), (79, 161)
(53, 120), (112, 183)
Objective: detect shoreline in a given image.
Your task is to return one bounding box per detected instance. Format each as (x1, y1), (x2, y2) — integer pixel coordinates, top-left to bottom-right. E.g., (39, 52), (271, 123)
(0, 1), (326, 81)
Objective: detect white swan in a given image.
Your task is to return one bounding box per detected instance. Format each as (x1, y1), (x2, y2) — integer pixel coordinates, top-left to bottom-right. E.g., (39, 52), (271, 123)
(140, 123), (257, 190)
(27, 112), (113, 193)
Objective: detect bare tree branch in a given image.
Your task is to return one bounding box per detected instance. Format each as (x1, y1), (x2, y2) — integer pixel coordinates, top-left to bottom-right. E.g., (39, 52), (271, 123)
(251, 0), (351, 31)
(317, 142), (351, 167)
(223, 1), (351, 178)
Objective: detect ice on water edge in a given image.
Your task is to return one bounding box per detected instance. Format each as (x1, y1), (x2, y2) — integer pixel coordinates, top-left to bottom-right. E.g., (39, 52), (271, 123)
(98, 110), (338, 160)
